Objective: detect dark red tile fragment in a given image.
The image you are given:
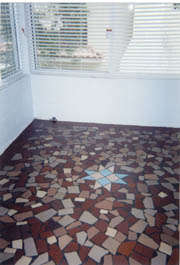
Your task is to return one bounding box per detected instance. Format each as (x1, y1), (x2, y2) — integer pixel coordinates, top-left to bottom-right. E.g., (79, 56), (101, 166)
(49, 244), (63, 264)
(36, 239), (48, 254)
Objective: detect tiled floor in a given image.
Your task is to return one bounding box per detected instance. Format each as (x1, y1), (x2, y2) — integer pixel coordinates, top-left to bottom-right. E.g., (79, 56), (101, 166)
(0, 119), (179, 265)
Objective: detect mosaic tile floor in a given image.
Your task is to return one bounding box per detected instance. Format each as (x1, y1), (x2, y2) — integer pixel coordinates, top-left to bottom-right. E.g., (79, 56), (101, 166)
(0, 120), (179, 265)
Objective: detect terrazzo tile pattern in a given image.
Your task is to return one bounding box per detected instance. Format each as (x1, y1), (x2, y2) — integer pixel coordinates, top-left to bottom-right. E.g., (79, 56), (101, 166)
(0, 119), (179, 264)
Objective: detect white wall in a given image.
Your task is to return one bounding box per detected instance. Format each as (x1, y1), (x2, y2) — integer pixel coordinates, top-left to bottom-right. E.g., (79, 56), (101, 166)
(0, 4), (34, 155)
(31, 74), (180, 128)
(0, 75), (34, 155)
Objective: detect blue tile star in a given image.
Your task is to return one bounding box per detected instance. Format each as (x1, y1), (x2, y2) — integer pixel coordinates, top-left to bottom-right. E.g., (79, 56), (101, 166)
(82, 165), (128, 191)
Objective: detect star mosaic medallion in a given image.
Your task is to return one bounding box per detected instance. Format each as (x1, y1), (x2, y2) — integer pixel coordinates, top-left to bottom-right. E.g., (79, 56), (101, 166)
(82, 165), (128, 191)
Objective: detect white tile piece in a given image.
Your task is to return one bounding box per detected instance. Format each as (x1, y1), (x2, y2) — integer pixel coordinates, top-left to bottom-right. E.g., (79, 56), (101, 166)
(165, 224), (177, 232)
(163, 203), (178, 211)
(31, 252), (49, 265)
(35, 209), (57, 223)
(62, 199), (75, 208)
(88, 245), (108, 263)
(144, 209), (157, 216)
(47, 236), (57, 245)
(24, 237), (38, 256)
(58, 235), (72, 250)
(167, 218), (178, 225)
(126, 193), (135, 200)
(100, 209), (108, 214)
(64, 168), (71, 174)
(3, 193), (12, 201)
(74, 197), (85, 202)
(58, 215), (75, 227)
(143, 197), (154, 209)
(76, 231), (87, 245)
(159, 242), (172, 256)
(84, 240), (93, 247)
(130, 220), (148, 233)
(17, 221), (28, 226)
(105, 227), (117, 237)
(79, 211), (97, 225)
(36, 190), (47, 198)
(58, 208), (74, 216)
(67, 186), (80, 194)
(0, 207), (9, 216)
(12, 240), (23, 249)
(64, 251), (81, 265)
(109, 216), (124, 228)
(158, 192), (168, 198)
(138, 234), (158, 250)
(16, 198), (29, 203)
(145, 213), (155, 227)
(139, 176), (144, 181)
(15, 256), (32, 265)
(131, 208), (145, 219)
(8, 209), (18, 216)
(4, 248), (16, 254)
(151, 251), (166, 265)
(102, 237), (120, 255)
(0, 179), (9, 185)
(31, 203), (42, 209)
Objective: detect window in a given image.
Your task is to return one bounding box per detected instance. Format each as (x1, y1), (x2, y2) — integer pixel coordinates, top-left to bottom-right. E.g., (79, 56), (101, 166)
(27, 3), (133, 75)
(27, 3), (180, 77)
(0, 3), (20, 83)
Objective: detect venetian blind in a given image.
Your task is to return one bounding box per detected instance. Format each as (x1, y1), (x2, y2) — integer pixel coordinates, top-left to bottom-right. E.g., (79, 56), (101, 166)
(27, 3), (180, 76)
(120, 3), (180, 75)
(27, 3), (133, 74)
(0, 3), (20, 81)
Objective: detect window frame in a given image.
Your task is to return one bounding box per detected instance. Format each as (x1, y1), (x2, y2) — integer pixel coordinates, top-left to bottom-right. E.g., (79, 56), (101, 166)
(0, 3), (23, 88)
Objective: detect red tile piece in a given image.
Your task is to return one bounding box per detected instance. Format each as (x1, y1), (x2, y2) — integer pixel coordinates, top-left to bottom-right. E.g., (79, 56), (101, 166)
(49, 244), (63, 264)
(135, 243), (155, 258)
(155, 213), (167, 227)
(36, 239), (48, 254)
(167, 248), (179, 265)
(64, 242), (79, 252)
(79, 246), (90, 262)
(130, 251), (150, 265)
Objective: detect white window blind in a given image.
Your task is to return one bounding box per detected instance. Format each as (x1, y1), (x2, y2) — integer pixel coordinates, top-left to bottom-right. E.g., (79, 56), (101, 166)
(120, 3), (180, 75)
(27, 3), (133, 75)
(27, 3), (180, 77)
(0, 3), (20, 82)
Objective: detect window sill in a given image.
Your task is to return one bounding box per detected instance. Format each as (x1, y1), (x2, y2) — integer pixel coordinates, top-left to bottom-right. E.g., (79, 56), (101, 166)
(0, 72), (27, 91)
(30, 69), (180, 80)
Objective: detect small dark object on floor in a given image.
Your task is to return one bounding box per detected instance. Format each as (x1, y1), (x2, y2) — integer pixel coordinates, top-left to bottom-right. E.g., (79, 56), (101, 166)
(50, 117), (57, 123)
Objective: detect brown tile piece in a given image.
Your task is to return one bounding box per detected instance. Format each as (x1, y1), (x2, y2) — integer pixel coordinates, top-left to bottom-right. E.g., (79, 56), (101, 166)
(14, 211), (33, 222)
(58, 235), (72, 250)
(102, 237), (120, 255)
(118, 241), (136, 256)
(113, 255), (129, 265)
(87, 226), (99, 240)
(0, 238), (10, 249)
(95, 200), (113, 210)
(138, 233), (159, 250)
(103, 254), (113, 265)
(53, 227), (67, 237)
